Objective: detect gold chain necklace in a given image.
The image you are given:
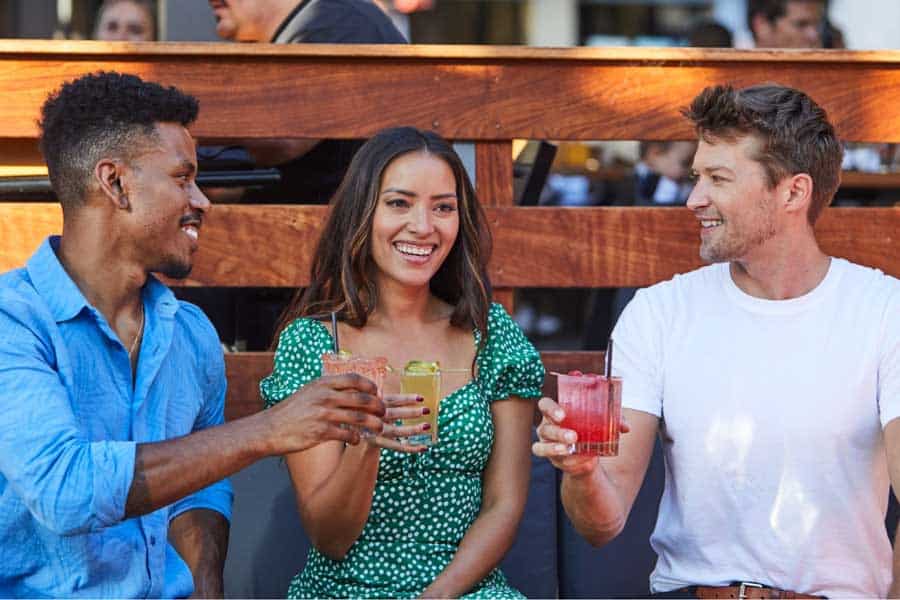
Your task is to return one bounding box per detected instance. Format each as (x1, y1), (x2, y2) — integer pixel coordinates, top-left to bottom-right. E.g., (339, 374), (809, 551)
(128, 306), (145, 360)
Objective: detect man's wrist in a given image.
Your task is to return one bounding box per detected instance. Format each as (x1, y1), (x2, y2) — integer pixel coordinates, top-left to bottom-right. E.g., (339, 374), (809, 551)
(244, 408), (279, 458)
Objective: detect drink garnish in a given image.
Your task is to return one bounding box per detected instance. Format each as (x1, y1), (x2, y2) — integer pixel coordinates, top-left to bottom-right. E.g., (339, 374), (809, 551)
(404, 360), (441, 374)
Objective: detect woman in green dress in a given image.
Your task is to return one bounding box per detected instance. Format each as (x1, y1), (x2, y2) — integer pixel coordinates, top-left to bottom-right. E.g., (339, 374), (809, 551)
(261, 127), (544, 598)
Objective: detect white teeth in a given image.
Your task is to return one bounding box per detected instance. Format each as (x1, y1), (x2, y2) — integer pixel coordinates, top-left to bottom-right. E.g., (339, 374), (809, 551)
(700, 220), (723, 229)
(395, 242), (433, 256)
(182, 226), (199, 240)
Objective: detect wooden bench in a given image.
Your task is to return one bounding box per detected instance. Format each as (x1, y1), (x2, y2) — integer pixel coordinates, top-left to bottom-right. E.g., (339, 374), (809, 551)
(0, 41), (898, 597)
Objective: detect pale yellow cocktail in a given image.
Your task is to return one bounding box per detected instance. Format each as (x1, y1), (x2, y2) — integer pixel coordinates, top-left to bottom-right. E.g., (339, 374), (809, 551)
(400, 361), (441, 446)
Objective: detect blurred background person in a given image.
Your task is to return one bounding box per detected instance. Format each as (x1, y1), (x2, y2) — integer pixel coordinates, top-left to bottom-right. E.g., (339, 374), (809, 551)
(189, 0), (409, 355)
(207, 0), (406, 204)
(823, 19), (847, 49)
(583, 140), (696, 351)
(93, 0), (156, 42)
(748, 0), (825, 48)
(687, 19), (733, 47)
(616, 141), (696, 208)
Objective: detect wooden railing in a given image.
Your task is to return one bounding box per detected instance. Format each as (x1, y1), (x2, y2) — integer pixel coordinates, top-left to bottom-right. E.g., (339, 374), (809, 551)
(0, 42), (897, 419)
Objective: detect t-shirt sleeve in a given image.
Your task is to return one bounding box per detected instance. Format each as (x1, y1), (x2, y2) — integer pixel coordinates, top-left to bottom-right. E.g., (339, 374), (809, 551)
(260, 319), (333, 408)
(878, 282), (900, 428)
(478, 303), (545, 402)
(611, 287), (665, 417)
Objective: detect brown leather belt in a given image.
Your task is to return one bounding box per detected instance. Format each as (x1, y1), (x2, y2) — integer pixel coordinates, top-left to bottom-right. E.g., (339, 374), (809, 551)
(682, 582), (825, 599)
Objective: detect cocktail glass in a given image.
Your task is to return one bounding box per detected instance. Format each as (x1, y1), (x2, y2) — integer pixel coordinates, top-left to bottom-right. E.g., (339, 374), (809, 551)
(399, 361), (441, 446)
(321, 352), (389, 437)
(555, 372), (622, 456)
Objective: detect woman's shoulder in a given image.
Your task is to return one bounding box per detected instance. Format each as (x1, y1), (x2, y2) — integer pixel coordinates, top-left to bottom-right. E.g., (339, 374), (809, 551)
(275, 317), (334, 354)
(478, 302), (544, 401)
(262, 317), (334, 405)
(486, 302), (521, 335)
(483, 302), (537, 356)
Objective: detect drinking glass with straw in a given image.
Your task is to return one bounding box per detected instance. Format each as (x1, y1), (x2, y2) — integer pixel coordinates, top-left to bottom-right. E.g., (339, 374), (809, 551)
(320, 311), (387, 438)
(554, 336), (623, 456)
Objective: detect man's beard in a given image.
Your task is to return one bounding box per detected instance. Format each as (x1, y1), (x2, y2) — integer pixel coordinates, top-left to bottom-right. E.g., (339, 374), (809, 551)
(157, 258), (193, 280)
(700, 221), (776, 263)
(699, 199), (777, 263)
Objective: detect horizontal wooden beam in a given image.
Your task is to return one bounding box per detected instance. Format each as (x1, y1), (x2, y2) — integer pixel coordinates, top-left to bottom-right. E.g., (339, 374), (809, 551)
(2, 204), (896, 287)
(1, 44), (900, 141)
(5, 42), (900, 63)
(223, 350), (605, 421)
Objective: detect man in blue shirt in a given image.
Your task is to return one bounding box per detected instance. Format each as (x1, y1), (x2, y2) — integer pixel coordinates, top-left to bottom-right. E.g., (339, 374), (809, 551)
(0, 72), (387, 597)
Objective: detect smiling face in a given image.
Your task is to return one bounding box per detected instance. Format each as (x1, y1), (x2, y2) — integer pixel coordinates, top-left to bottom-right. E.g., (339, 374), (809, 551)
(370, 151), (460, 292)
(686, 134), (781, 264)
(117, 122), (209, 278)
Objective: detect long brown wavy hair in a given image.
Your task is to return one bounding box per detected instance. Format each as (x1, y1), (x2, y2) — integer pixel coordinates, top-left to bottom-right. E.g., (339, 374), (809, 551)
(272, 127), (493, 348)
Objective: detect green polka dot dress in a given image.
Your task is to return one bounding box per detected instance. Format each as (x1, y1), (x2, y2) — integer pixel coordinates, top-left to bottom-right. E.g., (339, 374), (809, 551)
(261, 303), (545, 599)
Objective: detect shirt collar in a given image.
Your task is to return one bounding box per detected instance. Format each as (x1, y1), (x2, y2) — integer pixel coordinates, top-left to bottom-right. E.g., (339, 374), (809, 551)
(26, 235), (180, 323)
(26, 236), (89, 323)
(145, 275), (179, 319)
(270, 0), (313, 42)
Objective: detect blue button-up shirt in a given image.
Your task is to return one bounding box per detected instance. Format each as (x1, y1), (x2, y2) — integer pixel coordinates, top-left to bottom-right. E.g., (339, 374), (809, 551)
(0, 237), (233, 598)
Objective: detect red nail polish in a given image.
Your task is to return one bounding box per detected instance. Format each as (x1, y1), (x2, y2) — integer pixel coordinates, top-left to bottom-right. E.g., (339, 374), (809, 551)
(423, 423), (431, 430)
(416, 396), (425, 402)
(422, 407), (431, 415)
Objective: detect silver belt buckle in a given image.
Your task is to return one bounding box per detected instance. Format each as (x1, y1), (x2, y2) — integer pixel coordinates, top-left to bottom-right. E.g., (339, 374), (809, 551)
(738, 582), (764, 599)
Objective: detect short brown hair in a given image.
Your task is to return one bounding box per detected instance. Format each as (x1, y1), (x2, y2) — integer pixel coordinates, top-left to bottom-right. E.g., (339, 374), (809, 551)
(747, 0), (825, 31)
(683, 84), (842, 224)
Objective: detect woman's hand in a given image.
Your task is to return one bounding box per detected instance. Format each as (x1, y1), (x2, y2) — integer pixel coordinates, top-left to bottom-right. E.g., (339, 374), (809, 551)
(368, 392), (431, 453)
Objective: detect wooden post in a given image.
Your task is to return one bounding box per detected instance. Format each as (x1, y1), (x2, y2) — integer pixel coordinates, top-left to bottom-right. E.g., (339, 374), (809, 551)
(476, 140), (515, 313)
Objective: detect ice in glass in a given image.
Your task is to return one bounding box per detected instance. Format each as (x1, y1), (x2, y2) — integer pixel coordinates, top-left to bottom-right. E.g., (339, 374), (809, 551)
(556, 371), (622, 456)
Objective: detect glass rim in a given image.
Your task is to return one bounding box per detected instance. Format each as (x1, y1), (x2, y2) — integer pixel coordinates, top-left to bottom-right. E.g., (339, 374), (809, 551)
(552, 372), (622, 381)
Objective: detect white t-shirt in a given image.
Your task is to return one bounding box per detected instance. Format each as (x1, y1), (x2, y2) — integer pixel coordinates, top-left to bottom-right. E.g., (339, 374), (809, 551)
(612, 258), (900, 597)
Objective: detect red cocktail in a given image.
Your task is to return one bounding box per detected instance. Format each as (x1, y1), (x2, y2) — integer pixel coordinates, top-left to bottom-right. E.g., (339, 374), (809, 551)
(556, 371), (622, 456)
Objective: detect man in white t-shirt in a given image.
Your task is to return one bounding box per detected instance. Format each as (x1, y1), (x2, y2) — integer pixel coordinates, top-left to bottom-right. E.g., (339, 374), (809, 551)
(534, 84), (900, 598)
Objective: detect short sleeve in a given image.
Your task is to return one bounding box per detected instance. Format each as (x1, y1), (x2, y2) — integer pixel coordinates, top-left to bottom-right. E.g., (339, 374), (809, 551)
(260, 319), (334, 408)
(477, 303), (545, 402)
(611, 287), (665, 417)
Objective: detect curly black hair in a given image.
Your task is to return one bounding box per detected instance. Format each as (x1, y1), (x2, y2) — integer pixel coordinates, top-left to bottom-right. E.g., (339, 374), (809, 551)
(38, 71), (198, 210)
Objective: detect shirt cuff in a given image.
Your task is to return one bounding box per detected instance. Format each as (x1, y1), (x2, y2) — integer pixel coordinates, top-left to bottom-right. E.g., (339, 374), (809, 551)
(168, 478), (234, 523)
(89, 440), (137, 528)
